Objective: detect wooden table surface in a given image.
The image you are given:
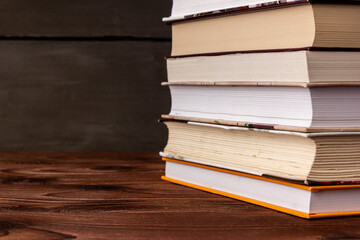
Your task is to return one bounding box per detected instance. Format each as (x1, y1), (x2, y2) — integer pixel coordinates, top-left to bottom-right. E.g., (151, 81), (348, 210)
(0, 152), (360, 239)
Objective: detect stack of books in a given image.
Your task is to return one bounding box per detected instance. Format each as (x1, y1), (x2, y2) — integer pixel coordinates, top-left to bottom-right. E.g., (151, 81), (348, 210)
(160, 0), (360, 219)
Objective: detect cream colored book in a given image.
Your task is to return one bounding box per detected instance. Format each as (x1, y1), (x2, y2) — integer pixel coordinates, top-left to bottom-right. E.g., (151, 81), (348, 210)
(161, 120), (360, 183)
(166, 50), (360, 84)
(171, 3), (360, 56)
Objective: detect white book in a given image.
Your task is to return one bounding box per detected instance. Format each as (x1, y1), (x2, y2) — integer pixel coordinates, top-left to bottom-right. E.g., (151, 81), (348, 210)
(163, 0), (303, 22)
(166, 85), (360, 129)
(162, 158), (360, 219)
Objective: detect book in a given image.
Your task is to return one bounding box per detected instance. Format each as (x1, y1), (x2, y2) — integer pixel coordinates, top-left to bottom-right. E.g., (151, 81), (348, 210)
(163, 0), (306, 22)
(161, 120), (360, 183)
(164, 85), (360, 130)
(166, 50), (360, 84)
(162, 157), (360, 219)
(170, 3), (360, 56)
(163, 0), (359, 22)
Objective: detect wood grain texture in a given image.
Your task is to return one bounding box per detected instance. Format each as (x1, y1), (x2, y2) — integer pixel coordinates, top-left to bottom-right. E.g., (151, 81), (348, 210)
(0, 41), (170, 151)
(0, 0), (171, 38)
(0, 152), (360, 239)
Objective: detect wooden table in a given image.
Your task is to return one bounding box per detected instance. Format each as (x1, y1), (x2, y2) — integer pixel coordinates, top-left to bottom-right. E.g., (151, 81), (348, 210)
(0, 152), (359, 239)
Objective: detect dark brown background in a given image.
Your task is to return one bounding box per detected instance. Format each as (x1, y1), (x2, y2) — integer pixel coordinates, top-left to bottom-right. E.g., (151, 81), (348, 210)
(0, 0), (172, 151)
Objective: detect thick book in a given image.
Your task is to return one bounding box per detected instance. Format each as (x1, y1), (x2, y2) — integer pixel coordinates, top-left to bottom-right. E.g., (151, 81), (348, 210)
(166, 50), (360, 85)
(161, 120), (360, 183)
(162, 157), (360, 219)
(170, 3), (360, 56)
(164, 85), (360, 130)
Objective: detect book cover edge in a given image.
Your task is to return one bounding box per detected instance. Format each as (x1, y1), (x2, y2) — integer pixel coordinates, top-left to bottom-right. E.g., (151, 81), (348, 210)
(162, 175), (360, 219)
(160, 115), (360, 133)
(162, 157), (360, 190)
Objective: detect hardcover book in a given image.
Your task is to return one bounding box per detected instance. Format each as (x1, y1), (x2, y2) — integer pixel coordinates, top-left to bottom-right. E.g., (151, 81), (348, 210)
(166, 50), (360, 84)
(161, 120), (360, 183)
(164, 85), (360, 130)
(170, 3), (360, 55)
(164, 0), (360, 22)
(162, 157), (360, 219)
